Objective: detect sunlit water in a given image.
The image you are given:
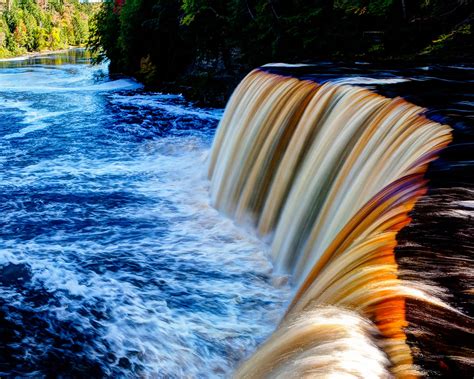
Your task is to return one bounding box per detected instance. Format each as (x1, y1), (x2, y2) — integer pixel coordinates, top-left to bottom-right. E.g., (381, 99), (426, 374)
(1, 51), (472, 377)
(0, 50), (291, 377)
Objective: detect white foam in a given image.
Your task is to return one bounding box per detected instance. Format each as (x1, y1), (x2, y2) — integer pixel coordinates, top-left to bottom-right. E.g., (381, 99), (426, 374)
(0, 78), (143, 93)
(261, 63), (314, 68)
(0, 60), (142, 94)
(0, 99), (76, 139)
(0, 135), (290, 377)
(0, 56), (29, 62)
(331, 76), (410, 85)
(456, 101), (474, 107)
(109, 93), (223, 120)
(459, 200), (474, 208)
(0, 57), (287, 377)
(447, 65), (474, 71)
(4, 110), (76, 139)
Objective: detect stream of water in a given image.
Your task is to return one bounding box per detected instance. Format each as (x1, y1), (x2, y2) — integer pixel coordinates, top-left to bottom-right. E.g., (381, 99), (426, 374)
(0, 50), (472, 378)
(0, 50), (290, 377)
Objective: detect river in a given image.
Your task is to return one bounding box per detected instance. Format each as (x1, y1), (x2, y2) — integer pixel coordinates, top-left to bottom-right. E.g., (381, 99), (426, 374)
(0, 50), (472, 378)
(0, 49), (290, 377)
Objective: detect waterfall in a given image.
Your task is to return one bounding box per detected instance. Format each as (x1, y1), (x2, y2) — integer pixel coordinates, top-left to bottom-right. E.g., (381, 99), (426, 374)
(208, 69), (456, 378)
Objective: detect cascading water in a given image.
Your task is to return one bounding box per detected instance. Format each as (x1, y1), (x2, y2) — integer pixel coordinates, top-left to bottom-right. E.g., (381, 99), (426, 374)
(0, 51), (292, 378)
(208, 69), (470, 378)
(1, 51), (472, 378)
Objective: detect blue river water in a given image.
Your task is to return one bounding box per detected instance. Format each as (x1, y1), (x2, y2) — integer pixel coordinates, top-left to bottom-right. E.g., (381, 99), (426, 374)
(0, 50), (290, 377)
(1, 50), (473, 378)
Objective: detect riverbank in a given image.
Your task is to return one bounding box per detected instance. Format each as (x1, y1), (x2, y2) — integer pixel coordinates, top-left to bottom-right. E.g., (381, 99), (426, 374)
(0, 0), (94, 61)
(0, 47), (84, 62)
(138, 52), (474, 107)
(89, 0), (473, 107)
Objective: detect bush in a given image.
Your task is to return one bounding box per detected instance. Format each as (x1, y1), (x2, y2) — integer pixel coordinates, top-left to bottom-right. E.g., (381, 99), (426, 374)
(89, 0), (473, 85)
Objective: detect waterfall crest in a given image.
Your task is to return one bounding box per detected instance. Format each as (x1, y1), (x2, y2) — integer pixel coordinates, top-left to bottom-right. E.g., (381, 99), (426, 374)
(209, 69), (453, 378)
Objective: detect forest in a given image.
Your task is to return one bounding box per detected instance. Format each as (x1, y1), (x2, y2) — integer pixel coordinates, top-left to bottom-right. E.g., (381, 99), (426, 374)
(0, 0), (95, 58)
(89, 0), (473, 103)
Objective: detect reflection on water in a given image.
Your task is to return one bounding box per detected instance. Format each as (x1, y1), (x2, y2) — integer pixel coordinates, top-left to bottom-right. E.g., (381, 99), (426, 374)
(0, 48), (92, 67)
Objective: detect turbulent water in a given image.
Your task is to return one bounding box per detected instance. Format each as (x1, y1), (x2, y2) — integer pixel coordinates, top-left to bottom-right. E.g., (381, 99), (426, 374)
(0, 50), (291, 377)
(0, 51), (472, 378)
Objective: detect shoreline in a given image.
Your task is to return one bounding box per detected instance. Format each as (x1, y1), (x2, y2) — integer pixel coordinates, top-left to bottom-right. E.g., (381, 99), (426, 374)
(0, 47), (84, 62)
(142, 56), (474, 107)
